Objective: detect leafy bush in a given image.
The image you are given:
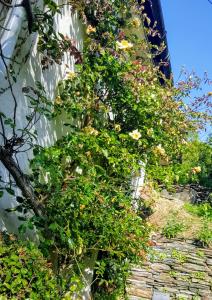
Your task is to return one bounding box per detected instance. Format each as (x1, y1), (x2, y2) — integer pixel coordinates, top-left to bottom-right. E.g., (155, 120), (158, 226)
(1, 0), (210, 297)
(0, 234), (59, 299)
(197, 220), (212, 247)
(162, 213), (185, 238)
(148, 138), (212, 188)
(184, 203), (212, 220)
(30, 130), (150, 297)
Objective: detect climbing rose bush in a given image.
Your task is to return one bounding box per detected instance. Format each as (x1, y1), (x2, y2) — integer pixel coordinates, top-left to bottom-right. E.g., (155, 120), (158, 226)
(3, 0), (210, 298)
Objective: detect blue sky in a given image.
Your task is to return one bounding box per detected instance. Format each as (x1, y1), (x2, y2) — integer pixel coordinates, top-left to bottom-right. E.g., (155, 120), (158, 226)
(160, 0), (212, 138)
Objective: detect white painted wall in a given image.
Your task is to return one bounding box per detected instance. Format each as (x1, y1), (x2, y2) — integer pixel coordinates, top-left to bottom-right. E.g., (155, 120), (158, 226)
(0, 1), (84, 233)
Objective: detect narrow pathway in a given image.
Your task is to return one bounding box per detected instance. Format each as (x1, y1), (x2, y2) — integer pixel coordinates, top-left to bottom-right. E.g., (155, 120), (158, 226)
(127, 236), (212, 300)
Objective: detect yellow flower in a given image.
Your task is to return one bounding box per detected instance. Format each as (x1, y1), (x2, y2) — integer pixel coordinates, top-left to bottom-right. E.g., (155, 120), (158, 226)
(154, 144), (166, 156)
(160, 156), (169, 166)
(208, 92), (212, 97)
(84, 126), (99, 136)
(86, 25), (96, 34)
(131, 17), (141, 28)
(147, 128), (153, 136)
(85, 151), (91, 157)
(129, 129), (141, 140)
(114, 124), (121, 132)
(181, 139), (187, 145)
(116, 40), (133, 50)
(191, 166), (201, 174)
(55, 96), (62, 105)
(65, 70), (76, 80)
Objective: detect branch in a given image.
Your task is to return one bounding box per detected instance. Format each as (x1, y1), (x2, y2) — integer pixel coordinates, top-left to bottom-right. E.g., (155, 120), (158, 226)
(0, 146), (43, 217)
(0, 0), (22, 7)
(0, 114), (6, 144)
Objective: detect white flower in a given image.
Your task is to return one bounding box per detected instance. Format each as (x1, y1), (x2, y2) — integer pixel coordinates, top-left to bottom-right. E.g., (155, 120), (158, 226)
(116, 40), (133, 50)
(129, 129), (141, 140)
(76, 167), (83, 175)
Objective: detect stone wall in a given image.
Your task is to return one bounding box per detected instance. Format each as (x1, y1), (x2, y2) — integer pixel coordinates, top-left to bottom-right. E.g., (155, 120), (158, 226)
(127, 236), (212, 300)
(0, 1), (83, 233)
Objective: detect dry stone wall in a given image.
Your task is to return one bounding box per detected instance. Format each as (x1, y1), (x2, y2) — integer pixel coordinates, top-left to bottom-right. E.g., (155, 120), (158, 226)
(127, 236), (212, 300)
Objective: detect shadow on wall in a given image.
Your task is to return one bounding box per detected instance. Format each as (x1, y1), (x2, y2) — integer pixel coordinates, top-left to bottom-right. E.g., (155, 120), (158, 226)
(0, 3), (84, 234)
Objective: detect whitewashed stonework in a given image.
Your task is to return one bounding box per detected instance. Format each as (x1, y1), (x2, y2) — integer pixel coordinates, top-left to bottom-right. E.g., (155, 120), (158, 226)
(0, 1), (83, 233)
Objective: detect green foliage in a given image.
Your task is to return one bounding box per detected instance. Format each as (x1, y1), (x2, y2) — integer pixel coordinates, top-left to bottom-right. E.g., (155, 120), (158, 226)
(148, 138), (212, 188)
(92, 256), (130, 299)
(184, 203), (212, 220)
(1, 0), (210, 298)
(30, 130), (150, 297)
(184, 202), (212, 247)
(0, 234), (59, 299)
(171, 249), (187, 264)
(162, 212), (185, 238)
(29, 0), (199, 295)
(176, 139), (212, 187)
(193, 271), (205, 280)
(197, 220), (212, 247)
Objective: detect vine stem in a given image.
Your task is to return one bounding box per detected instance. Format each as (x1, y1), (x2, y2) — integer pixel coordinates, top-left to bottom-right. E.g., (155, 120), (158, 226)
(0, 146), (43, 217)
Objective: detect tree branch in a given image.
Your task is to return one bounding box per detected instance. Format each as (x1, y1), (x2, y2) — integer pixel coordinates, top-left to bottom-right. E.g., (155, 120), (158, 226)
(0, 146), (43, 217)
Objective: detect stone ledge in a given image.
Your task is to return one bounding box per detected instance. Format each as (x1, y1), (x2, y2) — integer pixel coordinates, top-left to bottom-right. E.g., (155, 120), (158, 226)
(127, 238), (212, 299)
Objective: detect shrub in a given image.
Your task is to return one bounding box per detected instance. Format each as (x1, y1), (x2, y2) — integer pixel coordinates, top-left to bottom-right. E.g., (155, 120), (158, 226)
(184, 203), (212, 220)
(197, 220), (212, 247)
(162, 213), (185, 238)
(1, 0), (210, 297)
(0, 233), (59, 299)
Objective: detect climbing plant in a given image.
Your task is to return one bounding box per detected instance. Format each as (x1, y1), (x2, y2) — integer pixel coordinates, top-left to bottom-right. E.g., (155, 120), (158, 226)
(0, 0), (211, 299)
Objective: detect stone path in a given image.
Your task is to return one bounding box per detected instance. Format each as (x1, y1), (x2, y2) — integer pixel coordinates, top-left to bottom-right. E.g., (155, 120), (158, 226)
(127, 236), (212, 300)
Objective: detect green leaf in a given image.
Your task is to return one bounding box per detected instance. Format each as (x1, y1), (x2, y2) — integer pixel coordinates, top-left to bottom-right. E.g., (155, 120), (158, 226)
(49, 223), (58, 231)
(102, 149), (108, 158)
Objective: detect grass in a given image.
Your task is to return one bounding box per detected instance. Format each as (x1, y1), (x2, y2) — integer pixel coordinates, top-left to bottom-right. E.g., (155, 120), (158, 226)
(149, 192), (212, 244)
(184, 203), (212, 220)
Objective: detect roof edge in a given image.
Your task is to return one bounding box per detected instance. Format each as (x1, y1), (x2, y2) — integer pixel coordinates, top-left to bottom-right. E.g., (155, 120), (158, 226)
(140, 0), (172, 80)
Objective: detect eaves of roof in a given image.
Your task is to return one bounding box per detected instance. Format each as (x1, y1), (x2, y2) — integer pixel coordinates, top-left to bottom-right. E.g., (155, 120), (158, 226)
(140, 0), (172, 80)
